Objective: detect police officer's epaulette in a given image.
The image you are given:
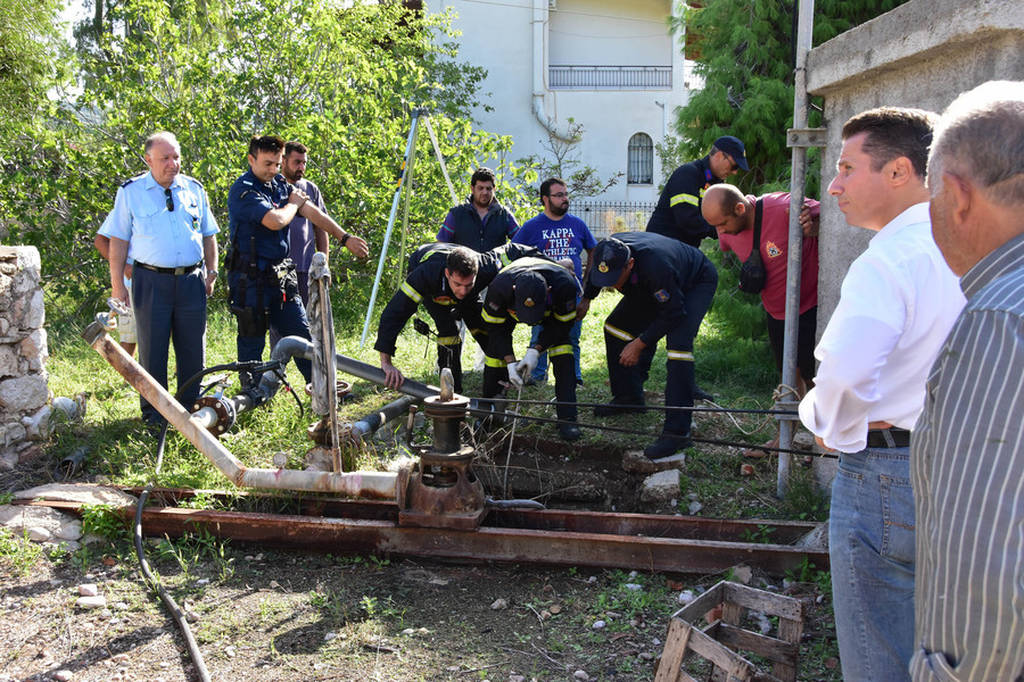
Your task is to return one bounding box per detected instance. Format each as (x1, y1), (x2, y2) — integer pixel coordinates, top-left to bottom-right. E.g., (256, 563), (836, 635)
(181, 174), (203, 188)
(120, 178), (135, 188)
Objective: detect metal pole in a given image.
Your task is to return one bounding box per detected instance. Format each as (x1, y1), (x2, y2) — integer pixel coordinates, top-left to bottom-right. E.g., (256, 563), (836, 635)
(778, 0), (815, 498)
(398, 114), (422, 282)
(359, 109), (423, 347)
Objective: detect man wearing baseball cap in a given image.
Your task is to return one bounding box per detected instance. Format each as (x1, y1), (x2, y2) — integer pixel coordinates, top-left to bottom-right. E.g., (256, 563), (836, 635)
(646, 135), (746, 402)
(584, 232), (718, 459)
(647, 135), (749, 248)
(480, 257), (583, 440)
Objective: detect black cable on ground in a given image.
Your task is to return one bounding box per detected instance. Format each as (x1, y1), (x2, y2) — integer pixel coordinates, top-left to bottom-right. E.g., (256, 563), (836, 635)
(134, 423), (211, 682)
(463, 404), (837, 459)
(467, 396), (798, 416)
(130, 359), (290, 682)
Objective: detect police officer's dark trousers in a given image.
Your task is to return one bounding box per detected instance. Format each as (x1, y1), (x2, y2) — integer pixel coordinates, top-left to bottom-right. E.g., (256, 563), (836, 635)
(132, 266), (207, 425)
(229, 270), (312, 384)
(603, 270), (717, 437)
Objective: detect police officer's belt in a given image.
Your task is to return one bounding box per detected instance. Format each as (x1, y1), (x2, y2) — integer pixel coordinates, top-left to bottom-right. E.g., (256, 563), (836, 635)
(136, 261), (203, 275)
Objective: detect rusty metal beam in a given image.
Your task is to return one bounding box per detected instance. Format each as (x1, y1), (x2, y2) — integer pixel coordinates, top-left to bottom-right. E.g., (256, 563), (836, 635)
(21, 492), (827, 575)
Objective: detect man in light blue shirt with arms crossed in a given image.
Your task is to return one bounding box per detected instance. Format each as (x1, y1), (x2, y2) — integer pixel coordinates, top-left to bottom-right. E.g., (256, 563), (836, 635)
(102, 131), (219, 427)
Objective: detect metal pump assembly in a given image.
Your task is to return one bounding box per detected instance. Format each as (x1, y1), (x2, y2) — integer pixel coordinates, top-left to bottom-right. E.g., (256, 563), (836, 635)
(85, 251), (499, 529)
(396, 371), (486, 530)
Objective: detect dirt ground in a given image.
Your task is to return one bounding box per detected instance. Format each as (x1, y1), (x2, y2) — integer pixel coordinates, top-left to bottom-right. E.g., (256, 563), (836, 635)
(1, 436), (840, 682)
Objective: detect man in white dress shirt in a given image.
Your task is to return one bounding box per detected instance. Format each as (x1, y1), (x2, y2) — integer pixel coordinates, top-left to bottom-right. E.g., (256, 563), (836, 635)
(798, 107), (965, 681)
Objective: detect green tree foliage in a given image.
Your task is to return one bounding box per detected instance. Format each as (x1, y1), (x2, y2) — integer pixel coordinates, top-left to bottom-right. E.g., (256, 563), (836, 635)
(0, 0), (64, 123)
(2, 0), (527, 330)
(664, 0), (910, 195)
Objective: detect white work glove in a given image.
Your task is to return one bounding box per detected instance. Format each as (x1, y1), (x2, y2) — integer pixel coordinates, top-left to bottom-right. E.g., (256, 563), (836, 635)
(519, 348), (540, 377)
(507, 362), (525, 389)
(507, 348), (540, 389)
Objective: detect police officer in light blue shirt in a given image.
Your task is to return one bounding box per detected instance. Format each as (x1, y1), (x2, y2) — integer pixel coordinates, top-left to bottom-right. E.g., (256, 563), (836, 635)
(102, 131), (219, 427)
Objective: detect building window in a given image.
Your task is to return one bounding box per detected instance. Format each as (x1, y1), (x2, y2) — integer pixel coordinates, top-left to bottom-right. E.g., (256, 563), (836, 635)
(627, 133), (653, 185)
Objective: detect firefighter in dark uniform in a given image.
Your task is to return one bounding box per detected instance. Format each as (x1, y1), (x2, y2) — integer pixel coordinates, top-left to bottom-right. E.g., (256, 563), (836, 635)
(647, 135), (749, 247)
(481, 257), (582, 441)
(584, 232), (718, 459)
(226, 135), (368, 387)
(375, 242), (541, 393)
(646, 135), (747, 402)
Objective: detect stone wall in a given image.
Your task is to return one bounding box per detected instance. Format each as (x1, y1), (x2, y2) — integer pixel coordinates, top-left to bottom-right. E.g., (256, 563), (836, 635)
(0, 246), (50, 470)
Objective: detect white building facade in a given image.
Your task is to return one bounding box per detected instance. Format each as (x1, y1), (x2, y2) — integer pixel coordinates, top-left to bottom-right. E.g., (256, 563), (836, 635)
(426, 0), (691, 230)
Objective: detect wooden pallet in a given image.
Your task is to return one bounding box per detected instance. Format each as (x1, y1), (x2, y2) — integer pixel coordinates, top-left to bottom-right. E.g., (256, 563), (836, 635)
(655, 580), (804, 682)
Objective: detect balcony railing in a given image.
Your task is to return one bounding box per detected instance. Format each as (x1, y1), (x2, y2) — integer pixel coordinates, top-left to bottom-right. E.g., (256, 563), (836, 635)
(549, 65), (672, 90)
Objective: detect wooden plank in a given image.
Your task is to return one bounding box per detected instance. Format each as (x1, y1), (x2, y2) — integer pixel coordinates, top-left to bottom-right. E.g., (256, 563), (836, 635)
(715, 623), (797, 665)
(722, 582), (803, 621)
(671, 582), (723, 623)
(655, 618), (692, 682)
(772, 617), (804, 682)
(722, 601), (744, 625)
(685, 628), (755, 680)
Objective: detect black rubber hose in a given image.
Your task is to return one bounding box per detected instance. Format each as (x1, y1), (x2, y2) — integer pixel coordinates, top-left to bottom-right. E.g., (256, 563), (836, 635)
(134, 423), (211, 682)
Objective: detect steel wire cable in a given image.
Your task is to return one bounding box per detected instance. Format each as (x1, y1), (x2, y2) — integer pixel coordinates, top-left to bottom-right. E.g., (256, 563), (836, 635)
(460, 400), (835, 459)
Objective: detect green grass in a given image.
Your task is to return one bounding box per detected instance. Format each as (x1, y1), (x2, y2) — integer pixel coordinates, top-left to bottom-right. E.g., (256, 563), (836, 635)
(43, 245), (779, 493)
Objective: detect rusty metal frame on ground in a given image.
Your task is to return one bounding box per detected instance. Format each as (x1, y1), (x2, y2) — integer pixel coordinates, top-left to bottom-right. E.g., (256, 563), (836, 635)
(20, 489), (828, 575)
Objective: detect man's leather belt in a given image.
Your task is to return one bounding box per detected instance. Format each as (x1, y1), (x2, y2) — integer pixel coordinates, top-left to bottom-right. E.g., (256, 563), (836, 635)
(866, 427), (910, 448)
(136, 261), (202, 275)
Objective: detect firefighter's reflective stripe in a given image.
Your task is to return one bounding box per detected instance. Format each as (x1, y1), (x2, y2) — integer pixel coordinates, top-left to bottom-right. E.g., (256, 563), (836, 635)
(549, 344), (573, 357)
(669, 192), (699, 207)
(484, 355), (507, 368)
(400, 281), (422, 303)
(667, 350), (694, 362)
(481, 309), (505, 324)
(436, 335), (460, 346)
(604, 323), (634, 342)
(553, 309), (576, 322)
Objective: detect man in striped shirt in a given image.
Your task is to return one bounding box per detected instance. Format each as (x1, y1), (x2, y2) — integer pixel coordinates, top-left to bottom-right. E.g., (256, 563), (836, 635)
(910, 80), (1024, 682)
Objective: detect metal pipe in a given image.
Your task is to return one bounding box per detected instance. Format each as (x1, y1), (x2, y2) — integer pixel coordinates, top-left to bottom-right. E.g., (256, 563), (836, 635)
(360, 109), (423, 347)
(82, 322), (397, 499)
(348, 394), (420, 441)
(778, 0), (816, 498)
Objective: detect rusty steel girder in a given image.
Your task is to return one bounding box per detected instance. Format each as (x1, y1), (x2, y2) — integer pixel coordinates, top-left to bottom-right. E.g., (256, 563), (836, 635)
(22, 493), (827, 575)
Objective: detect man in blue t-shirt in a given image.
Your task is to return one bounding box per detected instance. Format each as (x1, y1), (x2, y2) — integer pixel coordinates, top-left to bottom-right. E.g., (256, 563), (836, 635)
(512, 177), (597, 384)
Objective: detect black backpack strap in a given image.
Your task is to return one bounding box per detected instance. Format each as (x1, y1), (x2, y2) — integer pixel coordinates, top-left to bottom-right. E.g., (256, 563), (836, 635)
(753, 199), (764, 254)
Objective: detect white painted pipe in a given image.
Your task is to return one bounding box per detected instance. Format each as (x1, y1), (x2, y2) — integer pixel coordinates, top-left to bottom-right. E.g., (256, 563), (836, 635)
(83, 322), (398, 499)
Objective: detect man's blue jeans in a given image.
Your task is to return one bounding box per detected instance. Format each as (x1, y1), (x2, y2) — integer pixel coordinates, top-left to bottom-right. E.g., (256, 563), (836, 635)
(829, 446), (915, 681)
(529, 318), (583, 383)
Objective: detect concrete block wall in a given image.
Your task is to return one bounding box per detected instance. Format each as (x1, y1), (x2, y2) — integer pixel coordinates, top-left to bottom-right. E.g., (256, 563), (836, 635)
(806, 0), (1024, 323)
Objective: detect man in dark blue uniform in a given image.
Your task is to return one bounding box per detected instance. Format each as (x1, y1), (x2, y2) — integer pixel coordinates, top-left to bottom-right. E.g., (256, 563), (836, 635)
(585, 232), (718, 459)
(226, 135), (368, 386)
(481, 257), (582, 440)
(375, 242), (541, 393)
(647, 135), (749, 247)
(646, 135), (747, 402)
(436, 167), (519, 252)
